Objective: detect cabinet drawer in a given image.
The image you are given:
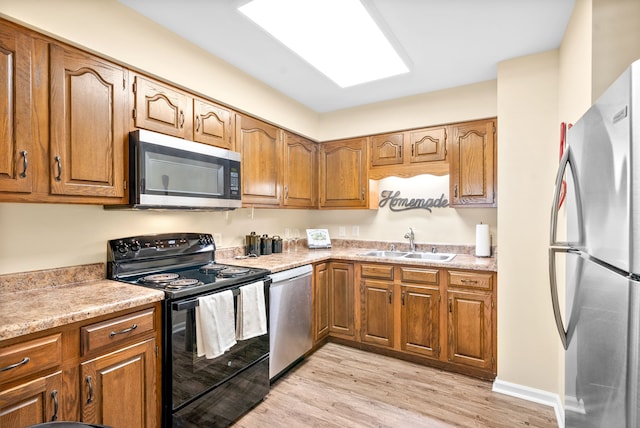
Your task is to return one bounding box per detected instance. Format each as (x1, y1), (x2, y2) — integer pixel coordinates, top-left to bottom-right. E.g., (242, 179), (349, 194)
(81, 308), (156, 356)
(360, 264), (394, 280)
(448, 271), (493, 290)
(0, 333), (62, 384)
(400, 267), (439, 285)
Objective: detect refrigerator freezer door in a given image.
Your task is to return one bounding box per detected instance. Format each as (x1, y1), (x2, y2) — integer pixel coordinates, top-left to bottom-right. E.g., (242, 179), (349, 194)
(565, 62), (640, 273)
(564, 252), (639, 427)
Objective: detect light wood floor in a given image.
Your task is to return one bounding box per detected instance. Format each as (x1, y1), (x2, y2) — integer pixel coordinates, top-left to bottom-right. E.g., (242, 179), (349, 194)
(234, 343), (558, 428)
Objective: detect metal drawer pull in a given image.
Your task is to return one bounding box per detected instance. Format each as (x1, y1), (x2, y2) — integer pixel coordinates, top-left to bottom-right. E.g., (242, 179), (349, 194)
(460, 279), (479, 284)
(19, 150), (28, 178)
(0, 357), (30, 372)
(51, 390), (59, 421)
(110, 323), (138, 337)
(86, 376), (94, 403)
(54, 156), (62, 181)
(196, 116), (200, 132)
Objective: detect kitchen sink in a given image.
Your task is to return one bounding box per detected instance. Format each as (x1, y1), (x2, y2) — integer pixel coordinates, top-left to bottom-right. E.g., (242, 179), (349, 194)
(358, 250), (456, 262)
(358, 250), (409, 258)
(403, 252), (456, 262)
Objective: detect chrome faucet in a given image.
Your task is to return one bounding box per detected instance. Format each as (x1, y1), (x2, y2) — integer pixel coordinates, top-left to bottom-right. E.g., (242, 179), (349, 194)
(404, 227), (415, 252)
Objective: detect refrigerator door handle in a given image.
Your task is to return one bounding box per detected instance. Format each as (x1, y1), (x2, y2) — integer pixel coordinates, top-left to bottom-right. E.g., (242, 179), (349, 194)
(549, 247), (569, 349)
(550, 145), (584, 247)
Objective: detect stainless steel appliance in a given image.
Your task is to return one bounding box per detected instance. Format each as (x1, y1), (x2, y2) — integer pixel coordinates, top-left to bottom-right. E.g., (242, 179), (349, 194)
(268, 265), (313, 380)
(549, 60), (640, 427)
(110, 130), (241, 210)
(107, 233), (271, 427)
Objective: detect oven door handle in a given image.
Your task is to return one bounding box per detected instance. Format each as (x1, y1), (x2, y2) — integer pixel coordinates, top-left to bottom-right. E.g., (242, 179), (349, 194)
(172, 288), (242, 311)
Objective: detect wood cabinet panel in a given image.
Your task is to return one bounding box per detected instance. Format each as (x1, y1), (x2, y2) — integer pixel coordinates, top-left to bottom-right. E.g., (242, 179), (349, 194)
(447, 270), (493, 291)
(193, 98), (232, 149)
(447, 290), (493, 370)
(399, 267), (439, 285)
(236, 114), (282, 206)
(401, 285), (439, 358)
(0, 334), (62, 385)
(370, 133), (403, 167)
(0, 25), (32, 194)
(449, 119), (496, 207)
(81, 338), (157, 428)
(409, 127), (446, 163)
(0, 371), (62, 426)
(361, 279), (394, 347)
(328, 262), (355, 338)
(319, 137), (369, 208)
(283, 132), (317, 208)
(49, 44), (126, 199)
(313, 263), (330, 343)
(81, 308), (156, 356)
(361, 264), (394, 280)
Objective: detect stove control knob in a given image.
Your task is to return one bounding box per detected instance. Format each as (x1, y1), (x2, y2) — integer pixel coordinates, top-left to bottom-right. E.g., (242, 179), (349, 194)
(130, 240), (141, 252)
(199, 235), (212, 246)
(116, 242), (129, 254)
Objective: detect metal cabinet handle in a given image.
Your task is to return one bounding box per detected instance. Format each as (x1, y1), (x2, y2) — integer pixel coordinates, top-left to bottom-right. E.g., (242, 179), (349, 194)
(401, 290), (405, 305)
(51, 390), (59, 421)
(86, 376), (94, 403)
(19, 150), (28, 178)
(388, 290), (393, 304)
(195, 116), (200, 132)
(461, 279), (478, 284)
(284, 186), (288, 199)
(411, 143), (414, 157)
(448, 299), (453, 313)
(179, 111), (185, 128)
(54, 156), (62, 181)
(0, 356), (30, 372)
(109, 323), (138, 337)
(454, 184), (458, 198)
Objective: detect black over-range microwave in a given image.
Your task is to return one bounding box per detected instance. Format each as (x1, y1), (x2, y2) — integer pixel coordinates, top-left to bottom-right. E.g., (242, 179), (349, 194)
(110, 129), (241, 210)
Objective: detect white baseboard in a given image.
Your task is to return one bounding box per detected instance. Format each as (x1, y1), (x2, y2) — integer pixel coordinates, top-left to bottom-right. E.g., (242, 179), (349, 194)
(492, 378), (564, 428)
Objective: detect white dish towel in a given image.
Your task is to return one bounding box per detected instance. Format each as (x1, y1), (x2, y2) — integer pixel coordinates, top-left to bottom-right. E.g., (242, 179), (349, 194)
(196, 290), (237, 359)
(236, 281), (267, 340)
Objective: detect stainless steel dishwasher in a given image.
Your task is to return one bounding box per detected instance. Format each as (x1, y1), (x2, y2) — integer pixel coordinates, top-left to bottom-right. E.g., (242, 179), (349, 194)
(269, 264), (313, 380)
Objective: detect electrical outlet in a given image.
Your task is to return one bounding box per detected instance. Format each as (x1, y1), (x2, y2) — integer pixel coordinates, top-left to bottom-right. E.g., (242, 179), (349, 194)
(338, 226), (346, 237)
(352, 225), (359, 236)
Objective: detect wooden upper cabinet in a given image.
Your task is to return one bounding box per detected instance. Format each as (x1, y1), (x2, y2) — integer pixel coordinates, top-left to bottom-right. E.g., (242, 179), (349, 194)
(0, 24), (32, 194)
(133, 75), (193, 140)
(319, 137), (370, 209)
(235, 114), (282, 206)
(193, 97), (232, 149)
(283, 131), (317, 208)
(369, 126), (447, 179)
(449, 119), (496, 207)
(49, 44), (126, 199)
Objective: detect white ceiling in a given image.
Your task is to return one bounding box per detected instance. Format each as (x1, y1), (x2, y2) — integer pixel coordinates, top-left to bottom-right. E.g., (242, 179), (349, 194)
(118, 0), (576, 113)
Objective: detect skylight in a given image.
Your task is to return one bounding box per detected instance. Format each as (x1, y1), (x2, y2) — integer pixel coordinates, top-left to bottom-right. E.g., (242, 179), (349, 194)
(238, 0), (409, 88)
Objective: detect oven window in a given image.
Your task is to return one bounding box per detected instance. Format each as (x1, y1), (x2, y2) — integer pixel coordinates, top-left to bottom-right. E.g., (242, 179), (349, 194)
(142, 144), (225, 198)
(170, 292), (269, 410)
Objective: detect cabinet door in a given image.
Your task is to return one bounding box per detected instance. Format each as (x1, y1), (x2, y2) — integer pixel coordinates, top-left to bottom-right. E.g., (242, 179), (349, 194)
(328, 262), (355, 338)
(319, 137), (368, 208)
(236, 114), (282, 206)
(370, 133), (403, 167)
(400, 285), (439, 358)
(81, 339), (157, 428)
(283, 132), (317, 208)
(408, 127), (446, 163)
(360, 279), (394, 347)
(447, 290), (493, 370)
(49, 44), (125, 198)
(0, 371), (63, 427)
(193, 98), (232, 149)
(313, 263), (329, 343)
(133, 75), (192, 139)
(0, 25), (32, 194)
(449, 119), (496, 207)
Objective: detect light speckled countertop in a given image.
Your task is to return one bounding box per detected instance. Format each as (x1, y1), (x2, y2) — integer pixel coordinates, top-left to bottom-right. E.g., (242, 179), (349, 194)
(216, 245), (497, 274)
(0, 263), (164, 342)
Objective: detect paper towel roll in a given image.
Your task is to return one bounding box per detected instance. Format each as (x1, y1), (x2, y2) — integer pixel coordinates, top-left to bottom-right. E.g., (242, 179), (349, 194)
(475, 224), (491, 257)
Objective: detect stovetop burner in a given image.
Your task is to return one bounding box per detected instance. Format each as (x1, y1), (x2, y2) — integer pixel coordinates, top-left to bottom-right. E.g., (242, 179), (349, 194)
(199, 262), (226, 274)
(141, 273), (180, 284)
(218, 267), (250, 277)
(166, 278), (202, 289)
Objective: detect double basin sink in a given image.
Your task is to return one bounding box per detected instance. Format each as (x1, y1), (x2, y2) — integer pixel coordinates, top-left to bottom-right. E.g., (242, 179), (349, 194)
(358, 250), (456, 262)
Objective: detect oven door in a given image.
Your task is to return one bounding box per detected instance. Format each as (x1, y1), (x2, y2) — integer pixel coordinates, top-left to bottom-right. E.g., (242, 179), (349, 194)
(167, 280), (270, 415)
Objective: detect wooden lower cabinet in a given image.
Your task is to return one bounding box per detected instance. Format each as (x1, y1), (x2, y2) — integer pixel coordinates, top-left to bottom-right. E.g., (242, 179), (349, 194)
(0, 304), (160, 428)
(81, 339), (157, 428)
(337, 263), (496, 379)
(313, 262), (330, 343)
(328, 262), (355, 338)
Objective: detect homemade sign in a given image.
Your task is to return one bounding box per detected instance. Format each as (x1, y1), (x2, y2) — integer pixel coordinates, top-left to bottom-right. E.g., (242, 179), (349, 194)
(378, 190), (449, 213)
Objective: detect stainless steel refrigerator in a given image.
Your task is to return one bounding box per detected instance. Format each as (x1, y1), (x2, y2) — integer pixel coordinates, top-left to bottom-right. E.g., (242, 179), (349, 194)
(550, 60), (640, 427)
